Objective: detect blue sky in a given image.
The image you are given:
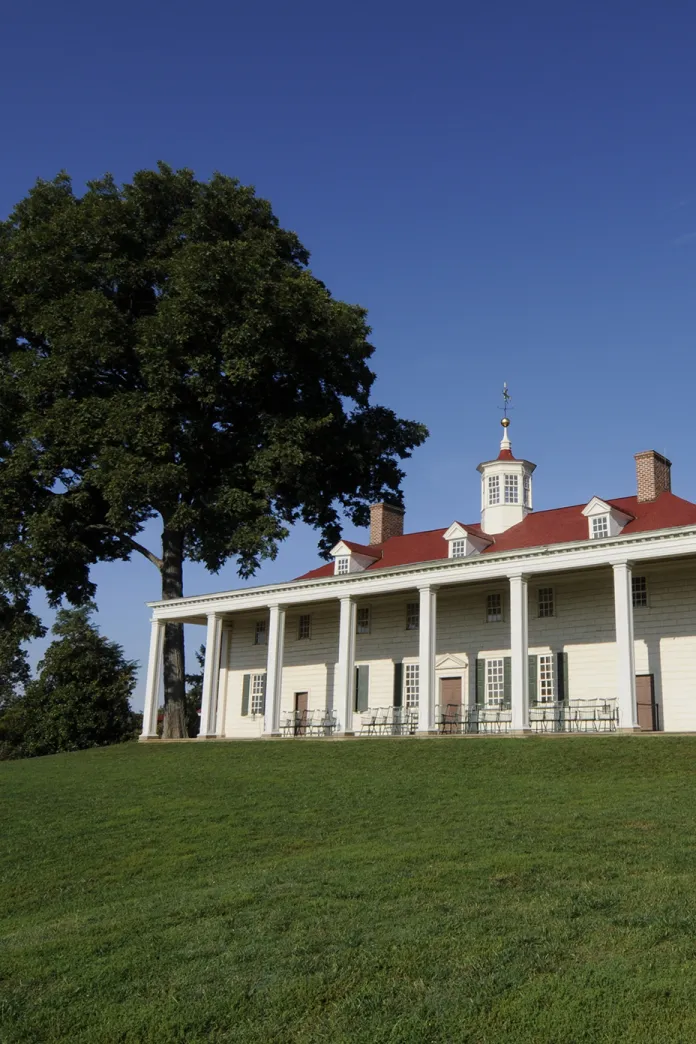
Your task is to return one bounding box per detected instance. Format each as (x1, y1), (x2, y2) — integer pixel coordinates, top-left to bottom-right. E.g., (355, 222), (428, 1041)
(3, 2), (696, 706)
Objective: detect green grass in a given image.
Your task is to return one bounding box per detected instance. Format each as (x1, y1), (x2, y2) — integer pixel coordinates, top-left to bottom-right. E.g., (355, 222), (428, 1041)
(4, 738), (696, 1043)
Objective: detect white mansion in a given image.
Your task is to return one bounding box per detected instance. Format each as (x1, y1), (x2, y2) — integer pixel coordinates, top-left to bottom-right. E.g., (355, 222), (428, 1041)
(141, 420), (696, 740)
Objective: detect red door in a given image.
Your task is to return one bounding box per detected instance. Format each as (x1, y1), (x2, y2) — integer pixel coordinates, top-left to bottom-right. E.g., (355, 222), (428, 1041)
(440, 677), (462, 731)
(294, 692), (309, 735)
(636, 675), (656, 731)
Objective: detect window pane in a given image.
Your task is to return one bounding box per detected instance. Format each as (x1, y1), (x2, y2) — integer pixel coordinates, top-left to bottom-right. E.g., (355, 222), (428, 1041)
(298, 614), (311, 640)
(486, 658), (504, 707)
(632, 576), (648, 608)
(488, 475), (500, 505)
(591, 515), (609, 539)
(538, 587), (554, 617)
(254, 620), (267, 645)
(451, 539), (467, 558)
(406, 602), (419, 630)
(504, 474), (519, 504)
(405, 663), (419, 707)
(251, 674), (266, 714)
(486, 593), (502, 622)
(538, 654), (554, 702)
(356, 607), (371, 633)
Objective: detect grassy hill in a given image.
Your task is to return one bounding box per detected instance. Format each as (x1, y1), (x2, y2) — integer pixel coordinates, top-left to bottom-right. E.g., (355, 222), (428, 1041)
(3, 736), (696, 1043)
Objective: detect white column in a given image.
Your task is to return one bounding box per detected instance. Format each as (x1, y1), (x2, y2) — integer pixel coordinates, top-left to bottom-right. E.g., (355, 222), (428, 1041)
(264, 604), (286, 735)
(613, 561), (638, 729)
(215, 628), (231, 736)
(336, 596), (357, 734)
(140, 619), (164, 739)
(509, 574), (530, 732)
(198, 613), (224, 739)
(418, 584), (438, 732)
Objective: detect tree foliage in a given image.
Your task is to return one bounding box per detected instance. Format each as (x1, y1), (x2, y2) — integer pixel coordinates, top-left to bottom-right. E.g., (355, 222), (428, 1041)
(0, 163), (428, 736)
(0, 606), (137, 759)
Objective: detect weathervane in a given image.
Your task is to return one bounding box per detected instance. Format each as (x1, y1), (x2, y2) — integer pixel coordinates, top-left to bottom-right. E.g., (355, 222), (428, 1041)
(499, 382), (512, 429)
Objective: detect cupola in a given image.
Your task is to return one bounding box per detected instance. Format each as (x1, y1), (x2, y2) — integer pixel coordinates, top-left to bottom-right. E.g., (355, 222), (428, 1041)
(476, 416), (536, 534)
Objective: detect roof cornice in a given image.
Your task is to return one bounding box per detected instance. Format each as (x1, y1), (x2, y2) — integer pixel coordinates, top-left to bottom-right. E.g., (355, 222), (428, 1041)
(148, 522), (696, 620)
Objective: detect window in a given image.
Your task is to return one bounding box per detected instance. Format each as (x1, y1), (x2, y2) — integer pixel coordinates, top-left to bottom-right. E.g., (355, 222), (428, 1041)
(538, 654), (555, 703)
(486, 592), (503, 623)
(356, 606), (371, 633)
(254, 620), (267, 645)
(487, 475), (500, 505)
(298, 614), (311, 640)
(538, 587), (554, 618)
(405, 663), (420, 708)
(336, 556), (349, 575)
(451, 538), (467, 559)
(591, 515), (609, 539)
(504, 473), (519, 504)
(251, 674), (266, 715)
(486, 658), (505, 707)
(523, 475), (531, 508)
(406, 602), (419, 630)
(632, 576), (648, 608)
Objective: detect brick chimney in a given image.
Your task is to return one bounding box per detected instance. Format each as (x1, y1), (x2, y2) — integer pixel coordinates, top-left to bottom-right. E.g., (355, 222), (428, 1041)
(370, 502), (405, 544)
(634, 450), (672, 502)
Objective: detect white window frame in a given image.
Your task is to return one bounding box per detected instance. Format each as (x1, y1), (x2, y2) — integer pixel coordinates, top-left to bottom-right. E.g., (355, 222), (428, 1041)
(297, 614), (311, 640)
(591, 515), (610, 540)
(404, 663), (420, 708)
(523, 474), (531, 508)
(537, 587), (554, 618)
(336, 556), (350, 575)
(250, 673), (266, 715)
(485, 658), (505, 708)
(356, 606), (371, 633)
(450, 538), (467, 559)
(487, 474), (500, 505)
(254, 620), (267, 646)
(406, 602), (419, 630)
(486, 592), (503, 623)
(504, 473), (519, 504)
(538, 654), (555, 704)
(632, 575), (648, 608)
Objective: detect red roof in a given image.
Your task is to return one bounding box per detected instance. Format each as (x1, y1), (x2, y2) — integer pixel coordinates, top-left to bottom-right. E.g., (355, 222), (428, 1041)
(497, 448), (516, 461)
(294, 492), (696, 581)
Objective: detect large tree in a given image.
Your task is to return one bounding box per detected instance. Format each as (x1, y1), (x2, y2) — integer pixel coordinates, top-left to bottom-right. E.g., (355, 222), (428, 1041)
(0, 164), (427, 736)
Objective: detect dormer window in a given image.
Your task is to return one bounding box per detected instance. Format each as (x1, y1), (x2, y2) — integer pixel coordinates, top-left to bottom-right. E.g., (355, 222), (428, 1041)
(582, 497), (634, 541)
(591, 515), (609, 540)
(444, 523), (493, 559)
(488, 475), (500, 505)
(504, 474), (519, 504)
(330, 540), (380, 575)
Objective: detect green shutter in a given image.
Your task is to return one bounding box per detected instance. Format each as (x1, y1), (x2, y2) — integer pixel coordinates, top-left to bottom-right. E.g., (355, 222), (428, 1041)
(356, 665), (370, 712)
(241, 674), (250, 716)
(261, 674), (267, 715)
(475, 659), (485, 706)
(528, 655), (538, 706)
(557, 651), (569, 703)
(393, 662), (403, 707)
(503, 657), (512, 709)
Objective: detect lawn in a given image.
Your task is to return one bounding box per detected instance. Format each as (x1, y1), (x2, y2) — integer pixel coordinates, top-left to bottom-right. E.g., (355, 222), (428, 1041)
(3, 737), (696, 1043)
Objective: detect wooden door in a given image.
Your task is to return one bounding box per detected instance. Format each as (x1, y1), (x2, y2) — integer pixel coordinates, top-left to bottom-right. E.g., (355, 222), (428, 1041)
(440, 677), (462, 730)
(294, 692), (309, 735)
(636, 675), (656, 731)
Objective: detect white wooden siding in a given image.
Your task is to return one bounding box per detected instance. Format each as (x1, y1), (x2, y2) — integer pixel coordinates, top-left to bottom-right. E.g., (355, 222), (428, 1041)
(217, 558), (696, 735)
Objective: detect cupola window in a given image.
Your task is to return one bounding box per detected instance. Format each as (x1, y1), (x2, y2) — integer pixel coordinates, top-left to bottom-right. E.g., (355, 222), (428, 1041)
(523, 475), (531, 508)
(487, 475), (500, 505)
(504, 474), (519, 504)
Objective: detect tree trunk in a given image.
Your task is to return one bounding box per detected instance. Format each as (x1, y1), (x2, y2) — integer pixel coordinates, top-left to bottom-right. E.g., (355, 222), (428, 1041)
(161, 527), (187, 738)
